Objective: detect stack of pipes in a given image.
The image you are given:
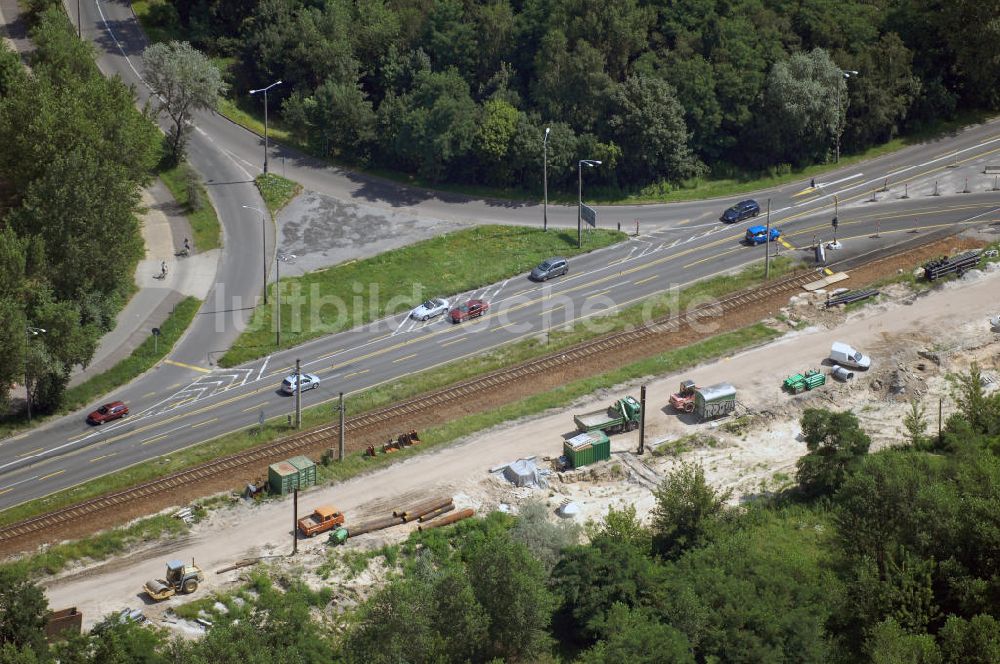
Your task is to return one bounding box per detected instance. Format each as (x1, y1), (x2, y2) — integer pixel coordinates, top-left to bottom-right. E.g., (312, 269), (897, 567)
(418, 508), (474, 531)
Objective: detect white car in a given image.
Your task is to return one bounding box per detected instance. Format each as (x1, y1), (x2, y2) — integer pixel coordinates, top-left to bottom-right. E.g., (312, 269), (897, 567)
(410, 297), (450, 321)
(281, 373), (320, 394)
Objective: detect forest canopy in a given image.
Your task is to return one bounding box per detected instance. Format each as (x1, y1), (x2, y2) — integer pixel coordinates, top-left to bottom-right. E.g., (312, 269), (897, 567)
(159, 0), (999, 191)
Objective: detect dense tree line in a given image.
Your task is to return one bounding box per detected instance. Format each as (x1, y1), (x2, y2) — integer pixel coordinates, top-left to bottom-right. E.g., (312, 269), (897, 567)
(150, 0), (998, 192)
(4, 366), (999, 662)
(0, 3), (160, 413)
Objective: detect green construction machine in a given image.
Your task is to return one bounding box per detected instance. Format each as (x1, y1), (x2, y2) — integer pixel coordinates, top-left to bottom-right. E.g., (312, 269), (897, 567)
(783, 369), (826, 394)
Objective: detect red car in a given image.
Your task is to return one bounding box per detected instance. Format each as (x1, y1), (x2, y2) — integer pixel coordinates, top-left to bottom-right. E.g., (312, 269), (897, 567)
(449, 299), (489, 323)
(87, 401), (129, 425)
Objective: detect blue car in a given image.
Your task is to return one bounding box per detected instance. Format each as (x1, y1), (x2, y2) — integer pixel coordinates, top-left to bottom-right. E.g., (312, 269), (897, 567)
(745, 225), (781, 245)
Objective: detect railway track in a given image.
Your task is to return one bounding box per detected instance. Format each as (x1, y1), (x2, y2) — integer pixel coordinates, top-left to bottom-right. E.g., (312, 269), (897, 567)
(0, 269), (819, 546)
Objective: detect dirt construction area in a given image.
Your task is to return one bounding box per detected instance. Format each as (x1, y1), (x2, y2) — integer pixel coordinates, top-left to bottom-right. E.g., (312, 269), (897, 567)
(41, 256), (1000, 632)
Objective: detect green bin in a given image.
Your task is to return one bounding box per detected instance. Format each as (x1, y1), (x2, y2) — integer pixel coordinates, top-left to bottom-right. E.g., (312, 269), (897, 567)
(288, 455), (317, 489)
(564, 431), (610, 469)
(268, 461), (298, 496)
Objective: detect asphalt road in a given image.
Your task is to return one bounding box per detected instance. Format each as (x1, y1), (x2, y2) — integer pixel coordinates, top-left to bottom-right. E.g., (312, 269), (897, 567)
(0, 1), (995, 509)
(1, 190), (997, 509)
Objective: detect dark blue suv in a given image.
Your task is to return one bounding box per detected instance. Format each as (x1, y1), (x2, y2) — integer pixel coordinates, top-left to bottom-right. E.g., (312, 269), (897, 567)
(720, 199), (760, 223)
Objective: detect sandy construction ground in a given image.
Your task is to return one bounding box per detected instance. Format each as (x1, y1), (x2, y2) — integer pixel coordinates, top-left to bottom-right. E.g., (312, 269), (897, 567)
(43, 264), (1000, 630)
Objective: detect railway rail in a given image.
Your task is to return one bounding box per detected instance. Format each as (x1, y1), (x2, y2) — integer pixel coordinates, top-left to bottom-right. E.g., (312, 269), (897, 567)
(0, 268), (817, 546)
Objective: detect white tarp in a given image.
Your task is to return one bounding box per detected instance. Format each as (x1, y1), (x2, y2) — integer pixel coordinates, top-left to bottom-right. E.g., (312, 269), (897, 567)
(503, 459), (540, 487)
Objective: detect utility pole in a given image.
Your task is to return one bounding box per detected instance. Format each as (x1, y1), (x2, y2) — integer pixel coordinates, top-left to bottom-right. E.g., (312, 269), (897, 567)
(338, 392), (345, 461)
(764, 198), (772, 280)
(638, 385), (647, 455)
(294, 358), (301, 429)
(292, 488), (298, 555)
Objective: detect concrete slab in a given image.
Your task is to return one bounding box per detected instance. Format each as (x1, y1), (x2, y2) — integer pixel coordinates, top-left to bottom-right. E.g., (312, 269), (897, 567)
(274, 190), (470, 278)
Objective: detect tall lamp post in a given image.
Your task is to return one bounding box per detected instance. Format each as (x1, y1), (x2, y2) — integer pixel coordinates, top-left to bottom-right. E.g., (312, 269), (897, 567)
(249, 80), (283, 174)
(243, 205), (269, 305)
(834, 69), (859, 163)
(24, 326), (46, 422)
(543, 127), (551, 232)
(577, 159), (601, 248)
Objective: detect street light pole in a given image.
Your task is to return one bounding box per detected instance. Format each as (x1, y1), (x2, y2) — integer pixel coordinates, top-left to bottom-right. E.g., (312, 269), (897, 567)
(23, 326), (46, 422)
(243, 205), (269, 305)
(543, 127), (550, 232)
(249, 80), (283, 174)
(77, 0), (81, 38)
(834, 70), (858, 163)
(275, 252), (281, 348)
(577, 159), (601, 248)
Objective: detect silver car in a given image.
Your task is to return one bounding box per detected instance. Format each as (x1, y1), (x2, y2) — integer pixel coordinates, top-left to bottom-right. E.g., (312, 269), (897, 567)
(281, 373), (320, 394)
(410, 297), (450, 321)
(530, 257), (568, 281)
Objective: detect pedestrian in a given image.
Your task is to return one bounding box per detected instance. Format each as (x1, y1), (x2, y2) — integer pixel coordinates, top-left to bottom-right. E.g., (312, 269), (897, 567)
(184, 238), (190, 252)
(810, 178), (815, 188)
(160, 261), (167, 278)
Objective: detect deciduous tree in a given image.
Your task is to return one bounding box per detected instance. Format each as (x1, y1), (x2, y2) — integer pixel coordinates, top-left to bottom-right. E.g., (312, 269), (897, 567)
(143, 41), (227, 161)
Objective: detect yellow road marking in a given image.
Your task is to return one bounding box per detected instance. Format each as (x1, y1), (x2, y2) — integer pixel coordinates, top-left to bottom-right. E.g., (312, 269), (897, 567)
(0, 488), (13, 496)
(241, 404), (264, 413)
(168, 383), (182, 389)
(90, 452), (117, 463)
(192, 418), (218, 429)
(441, 337), (466, 347)
(792, 186), (818, 198)
(164, 359), (212, 373)
(39, 470), (65, 481)
(675, 218), (692, 226)
(779, 238), (795, 250)
(589, 288), (613, 298)
(824, 268), (834, 275)
(393, 353), (417, 363)
(633, 275), (658, 286)
(141, 434), (169, 446)
(142, 392), (156, 398)
(343, 369), (369, 379)
(269, 366), (292, 376)
(316, 348), (345, 361)
(17, 447), (43, 458)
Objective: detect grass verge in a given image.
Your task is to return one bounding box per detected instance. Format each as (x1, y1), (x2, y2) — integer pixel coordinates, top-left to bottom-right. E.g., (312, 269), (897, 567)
(255, 173), (302, 216)
(219, 226), (627, 366)
(60, 298), (202, 413)
(0, 298), (201, 440)
(0, 255), (798, 529)
(159, 161), (221, 251)
(2, 321), (778, 574)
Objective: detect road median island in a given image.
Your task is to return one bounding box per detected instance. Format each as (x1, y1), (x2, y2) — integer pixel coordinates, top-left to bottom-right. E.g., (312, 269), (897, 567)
(3, 233), (992, 557)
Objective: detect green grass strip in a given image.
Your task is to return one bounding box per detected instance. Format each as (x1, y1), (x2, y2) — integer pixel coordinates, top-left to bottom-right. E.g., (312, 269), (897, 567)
(159, 163), (221, 251)
(0, 297), (202, 439)
(2, 321), (778, 575)
(0, 254), (797, 528)
(60, 297), (202, 412)
(220, 225), (626, 366)
(256, 173), (302, 216)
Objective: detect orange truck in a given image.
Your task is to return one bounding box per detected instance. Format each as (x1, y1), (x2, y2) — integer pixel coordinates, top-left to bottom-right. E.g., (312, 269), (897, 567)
(297, 505), (345, 537)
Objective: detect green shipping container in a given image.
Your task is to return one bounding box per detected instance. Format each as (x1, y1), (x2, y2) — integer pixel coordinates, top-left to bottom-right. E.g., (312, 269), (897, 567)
(564, 431), (611, 469)
(268, 461), (298, 495)
(288, 455), (317, 489)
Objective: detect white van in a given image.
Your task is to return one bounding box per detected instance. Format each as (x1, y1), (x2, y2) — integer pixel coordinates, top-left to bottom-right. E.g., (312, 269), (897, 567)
(830, 342), (871, 370)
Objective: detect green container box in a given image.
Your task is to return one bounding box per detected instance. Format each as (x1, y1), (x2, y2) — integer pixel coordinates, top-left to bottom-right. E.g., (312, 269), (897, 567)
(268, 461), (298, 496)
(564, 431), (611, 469)
(288, 455), (317, 489)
